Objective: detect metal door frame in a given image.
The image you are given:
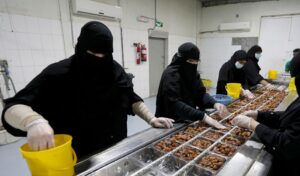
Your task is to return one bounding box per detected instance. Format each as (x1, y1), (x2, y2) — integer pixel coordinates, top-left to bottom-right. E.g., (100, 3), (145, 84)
(148, 30), (169, 97)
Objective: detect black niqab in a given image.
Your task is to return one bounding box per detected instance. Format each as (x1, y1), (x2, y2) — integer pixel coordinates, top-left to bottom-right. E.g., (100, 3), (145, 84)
(74, 21), (114, 80)
(155, 43), (215, 120)
(171, 42), (200, 88)
(216, 50), (248, 94)
(1, 21), (142, 159)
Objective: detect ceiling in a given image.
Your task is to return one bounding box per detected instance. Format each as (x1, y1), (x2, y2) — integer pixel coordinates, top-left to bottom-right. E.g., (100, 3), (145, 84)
(199, 0), (279, 7)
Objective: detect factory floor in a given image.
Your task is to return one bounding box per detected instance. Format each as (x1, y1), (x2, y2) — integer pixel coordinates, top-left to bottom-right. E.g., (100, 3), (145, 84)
(0, 97), (155, 176)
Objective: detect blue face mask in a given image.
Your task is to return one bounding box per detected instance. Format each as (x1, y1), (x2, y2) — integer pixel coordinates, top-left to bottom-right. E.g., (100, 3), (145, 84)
(235, 62), (244, 69)
(255, 53), (262, 60)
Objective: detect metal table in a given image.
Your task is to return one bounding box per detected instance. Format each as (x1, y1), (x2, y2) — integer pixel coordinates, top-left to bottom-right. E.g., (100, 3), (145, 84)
(75, 90), (298, 176)
(75, 123), (186, 175)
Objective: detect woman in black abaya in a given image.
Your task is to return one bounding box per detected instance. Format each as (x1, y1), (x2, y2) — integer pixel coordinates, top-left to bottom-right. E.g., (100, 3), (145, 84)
(1, 21), (174, 159)
(156, 42), (227, 129)
(232, 53), (300, 176)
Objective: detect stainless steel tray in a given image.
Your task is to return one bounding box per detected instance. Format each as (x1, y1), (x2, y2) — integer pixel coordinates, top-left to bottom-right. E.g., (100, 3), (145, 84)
(79, 86), (292, 176)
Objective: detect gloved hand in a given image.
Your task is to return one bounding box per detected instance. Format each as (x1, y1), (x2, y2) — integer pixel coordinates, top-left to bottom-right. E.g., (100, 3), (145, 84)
(277, 85), (286, 91)
(203, 114), (226, 129)
(150, 117), (175, 129)
(243, 89), (255, 99)
(242, 110), (258, 120)
(213, 103), (228, 117)
(231, 114), (259, 130)
(26, 119), (55, 151)
(265, 83), (276, 90)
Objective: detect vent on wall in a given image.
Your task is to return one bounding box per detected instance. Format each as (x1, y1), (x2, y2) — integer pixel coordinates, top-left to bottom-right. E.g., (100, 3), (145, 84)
(219, 22), (251, 31)
(200, 0), (278, 7)
(72, 0), (122, 20)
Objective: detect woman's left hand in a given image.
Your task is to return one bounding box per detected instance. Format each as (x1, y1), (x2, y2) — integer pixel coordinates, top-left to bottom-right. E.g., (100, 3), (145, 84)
(232, 114), (259, 130)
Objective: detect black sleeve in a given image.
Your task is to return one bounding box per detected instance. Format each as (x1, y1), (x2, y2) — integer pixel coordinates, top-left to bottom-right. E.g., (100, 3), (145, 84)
(216, 80), (227, 94)
(195, 75), (216, 109)
(255, 118), (300, 160)
(1, 64), (56, 137)
(244, 61), (264, 85)
(162, 71), (183, 110)
(257, 111), (284, 129)
(200, 93), (216, 108)
(216, 64), (228, 94)
(115, 68), (144, 115)
(242, 78), (249, 90)
(173, 100), (205, 121)
(127, 91), (143, 115)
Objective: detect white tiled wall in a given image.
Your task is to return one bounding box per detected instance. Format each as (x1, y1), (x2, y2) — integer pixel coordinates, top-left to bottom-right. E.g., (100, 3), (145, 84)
(0, 13), (65, 91)
(0, 12), (197, 99)
(199, 37), (241, 88)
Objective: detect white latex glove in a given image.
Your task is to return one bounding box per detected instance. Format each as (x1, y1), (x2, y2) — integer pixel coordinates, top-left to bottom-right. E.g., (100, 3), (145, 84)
(150, 117), (175, 129)
(26, 119), (55, 151)
(265, 83), (276, 90)
(232, 114), (259, 130)
(242, 110), (258, 120)
(243, 89), (255, 99)
(213, 103), (228, 117)
(203, 114), (226, 129)
(277, 85), (286, 91)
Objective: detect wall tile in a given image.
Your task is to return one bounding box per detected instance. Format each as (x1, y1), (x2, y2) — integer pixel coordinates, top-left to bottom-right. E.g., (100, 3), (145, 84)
(38, 18), (52, 35)
(41, 35), (53, 50)
(19, 50), (33, 67)
(11, 14), (27, 33)
(0, 32), (18, 50)
(28, 34), (42, 50)
(51, 20), (62, 35)
(0, 13), (13, 32)
(26, 16), (40, 34)
(6, 50), (21, 67)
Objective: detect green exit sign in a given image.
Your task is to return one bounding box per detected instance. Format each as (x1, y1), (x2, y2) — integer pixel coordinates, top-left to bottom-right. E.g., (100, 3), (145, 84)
(155, 20), (163, 27)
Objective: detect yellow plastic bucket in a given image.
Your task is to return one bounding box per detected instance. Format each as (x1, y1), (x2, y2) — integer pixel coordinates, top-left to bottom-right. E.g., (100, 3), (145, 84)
(202, 79), (212, 88)
(268, 70), (278, 80)
(20, 134), (77, 176)
(202, 79), (212, 91)
(226, 83), (242, 99)
(288, 77), (297, 91)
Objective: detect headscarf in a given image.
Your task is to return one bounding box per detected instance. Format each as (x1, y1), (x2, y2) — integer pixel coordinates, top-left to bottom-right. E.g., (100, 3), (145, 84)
(228, 50), (248, 65)
(247, 45), (262, 70)
(170, 42), (200, 88)
(74, 21), (114, 80)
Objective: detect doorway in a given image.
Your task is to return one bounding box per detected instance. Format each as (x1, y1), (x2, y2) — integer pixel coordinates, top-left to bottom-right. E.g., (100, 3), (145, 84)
(149, 37), (167, 97)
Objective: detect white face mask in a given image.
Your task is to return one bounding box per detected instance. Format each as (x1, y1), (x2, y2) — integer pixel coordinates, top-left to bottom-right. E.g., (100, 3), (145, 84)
(255, 53), (262, 60)
(235, 62), (244, 69)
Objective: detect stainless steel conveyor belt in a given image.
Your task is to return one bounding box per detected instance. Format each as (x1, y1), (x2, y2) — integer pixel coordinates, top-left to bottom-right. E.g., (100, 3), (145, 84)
(75, 89), (298, 176)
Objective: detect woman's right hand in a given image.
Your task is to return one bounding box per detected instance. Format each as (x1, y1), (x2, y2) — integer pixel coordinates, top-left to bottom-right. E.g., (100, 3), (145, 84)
(26, 119), (55, 151)
(242, 89), (255, 99)
(203, 114), (226, 129)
